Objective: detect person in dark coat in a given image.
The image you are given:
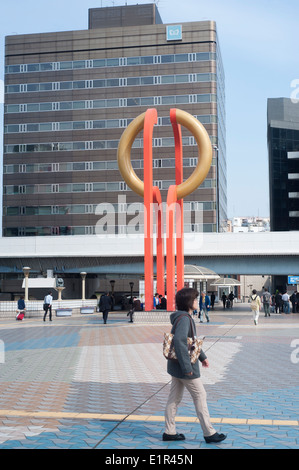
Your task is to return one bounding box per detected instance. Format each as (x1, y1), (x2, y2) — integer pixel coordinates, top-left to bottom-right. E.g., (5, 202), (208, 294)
(163, 287), (226, 444)
(99, 292), (112, 324)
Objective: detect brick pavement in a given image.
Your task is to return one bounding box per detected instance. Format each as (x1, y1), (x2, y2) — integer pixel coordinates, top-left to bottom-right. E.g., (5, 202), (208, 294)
(0, 304), (298, 449)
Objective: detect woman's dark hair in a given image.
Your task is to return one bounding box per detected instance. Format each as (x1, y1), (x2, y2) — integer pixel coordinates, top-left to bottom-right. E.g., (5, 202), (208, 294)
(175, 287), (199, 312)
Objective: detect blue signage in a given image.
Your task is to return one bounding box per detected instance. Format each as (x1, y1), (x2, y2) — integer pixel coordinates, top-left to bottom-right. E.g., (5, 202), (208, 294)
(288, 275), (299, 285)
(166, 25), (182, 41)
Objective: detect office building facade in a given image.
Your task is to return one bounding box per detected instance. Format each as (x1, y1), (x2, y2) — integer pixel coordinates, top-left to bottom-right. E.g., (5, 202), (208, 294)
(3, 3), (226, 237)
(267, 97), (299, 232)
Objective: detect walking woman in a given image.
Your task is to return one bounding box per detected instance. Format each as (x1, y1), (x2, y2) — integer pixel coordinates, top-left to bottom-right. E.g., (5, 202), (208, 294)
(163, 287), (226, 444)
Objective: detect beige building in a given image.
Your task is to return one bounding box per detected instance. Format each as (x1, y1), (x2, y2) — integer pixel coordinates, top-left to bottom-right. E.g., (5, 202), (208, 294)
(3, 3), (226, 238)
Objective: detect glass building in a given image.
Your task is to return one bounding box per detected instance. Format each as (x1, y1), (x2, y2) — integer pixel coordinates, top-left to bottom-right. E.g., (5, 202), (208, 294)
(267, 98), (299, 232)
(3, 3), (227, 237)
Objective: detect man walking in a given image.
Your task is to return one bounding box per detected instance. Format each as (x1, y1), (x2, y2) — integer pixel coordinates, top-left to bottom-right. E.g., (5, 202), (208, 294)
(43, 291), (53, 322)
(262, 288), (271, 317)
(99, 292), (112, 324)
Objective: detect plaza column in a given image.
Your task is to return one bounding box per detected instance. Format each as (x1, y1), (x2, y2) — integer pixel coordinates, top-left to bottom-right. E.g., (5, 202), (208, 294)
(22, 267), (31, 302)
(80, 272), (87, 301)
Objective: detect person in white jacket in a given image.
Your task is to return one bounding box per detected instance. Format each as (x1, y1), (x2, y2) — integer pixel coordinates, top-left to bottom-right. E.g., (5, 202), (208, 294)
(250, 289), (261, 325)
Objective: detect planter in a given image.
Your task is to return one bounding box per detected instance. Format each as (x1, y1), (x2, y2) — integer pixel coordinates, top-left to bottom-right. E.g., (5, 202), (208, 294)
(56, 308), (72, 317)
(80, 306), (95, 314)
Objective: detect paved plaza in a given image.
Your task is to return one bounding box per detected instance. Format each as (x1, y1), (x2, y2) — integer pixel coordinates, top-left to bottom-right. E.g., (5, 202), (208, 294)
(0, 303), (298, 450)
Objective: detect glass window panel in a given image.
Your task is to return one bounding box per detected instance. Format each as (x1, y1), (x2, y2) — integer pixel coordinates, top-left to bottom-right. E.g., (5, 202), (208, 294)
(93, 141), (105, 149)
(39, 143), (52, 152)
(73, 81), (85, 89)
(93, 79), (105, 88)
(127, 57), (140, 65)
(106, 78), (119, 87)
(73, 183), (85, 192)
(93, 161), (106, 170)
(38, 206), (52, 215)
(161, 75), (174, 84)
(197, 73), (210, 82)
(93, 59), (106, 68)
(39, 163), (52, 172)
(7, 125), (19, 133)
(106, 161), (118, 169)
(7, 104), (19, 113)
(140, 76), (153, 85)
(6, 207), (19, 215)
(71, 205), (85, 214)
(60, 61), (72, 70)
(197, 94), (210, 103)
(27, 124), (39, 132)
(40, 63), (53, 71)
(175, 54), (188, 62)
(176, 95), (189, 104)
(26, 185), (35, 194)
(40, 103), (52, 111)
(161, 55), (174, 63)
(60, 102), (72, 110)
(140, 97), (154, 106)
(107, 141), (118, 149)
(26, 144), (38, 152)
(161, 96), (175, 105)
(4, 165), (15, 173)
(59, 142), (72, 151)
(162, 159), (174, 168)
(59, 122), (72, 130)
(27, 83), (39, 92)
(106, 120), (119, 128)
(162, 138), (174, 147)
(131, 160), (141, 169)
(106, 58), (119, 66)
(93, 100), (105, 108)
(59, 163), (73, 171)
(127, 98), (140, 106)
(39, 123), (52, 131)
(93, 182), (106, 191)
(73, 142), (85, 150)
(27, 63), (40, 72)
(93, 120), (106, 129)
(140, 56), (153, 64)
(175, 74), (188, 83)
(59, 184), (72, 193)
(60, 81), (73, 90)
(73, 121), (85, 130)
(73, 101), (85, 109)
(196, 52), (210, 61)
(73, 162), (85, 171)
(106, 182), (119, 191)
(8, 65), (21, 73)
(7, 85), (20, 93)
(73, 60), (85, 69)
(39, 83), (52, 91)
(127, 77), (140, 86)
(106, 99), (119, 107)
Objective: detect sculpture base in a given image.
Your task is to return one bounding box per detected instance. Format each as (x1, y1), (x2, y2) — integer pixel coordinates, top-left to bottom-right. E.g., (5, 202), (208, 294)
(133, 310), (172, 324)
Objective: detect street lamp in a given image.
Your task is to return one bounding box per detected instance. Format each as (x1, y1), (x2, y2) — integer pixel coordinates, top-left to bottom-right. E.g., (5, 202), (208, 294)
(22, 267), (31, 302)
(80, 272), (87, 301)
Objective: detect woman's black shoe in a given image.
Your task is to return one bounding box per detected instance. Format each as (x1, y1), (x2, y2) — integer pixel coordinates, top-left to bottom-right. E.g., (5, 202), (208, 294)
(162, 433), (185, 441)
(204, 432), (227, 443)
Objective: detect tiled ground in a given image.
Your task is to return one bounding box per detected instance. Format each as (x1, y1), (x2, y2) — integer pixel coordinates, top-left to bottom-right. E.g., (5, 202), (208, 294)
(0, 304), (298, 449)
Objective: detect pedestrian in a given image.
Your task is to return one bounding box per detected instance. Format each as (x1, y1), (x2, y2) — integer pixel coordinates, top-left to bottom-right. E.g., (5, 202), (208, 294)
(99, 292), (112, 324)
(16, 296), (26, 320)
(262, 288), (271, 317)
(296, 292), (299, 313)
(199, 292), (210, 323)
(153, 293), (160, 309)
(43, 291), (53, 322)
(282, 291), (290, 314)
(290, 292), (297, 314)
(221, 292), (227, 309)
(275, 292), (282, 313)
(159, 295), (167, 310)
(228, 291), (234, 308)
(210, 292), (215, 310)
(163, 287), (226, 444)
(250, 289), (261, 325)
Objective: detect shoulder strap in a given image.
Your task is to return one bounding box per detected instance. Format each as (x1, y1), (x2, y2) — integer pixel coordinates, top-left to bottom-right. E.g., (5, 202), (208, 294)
(172, 314), (195, 338)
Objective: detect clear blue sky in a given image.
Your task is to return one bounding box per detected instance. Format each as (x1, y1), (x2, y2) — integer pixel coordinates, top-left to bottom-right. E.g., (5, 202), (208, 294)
(0, 0), (298, 218)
